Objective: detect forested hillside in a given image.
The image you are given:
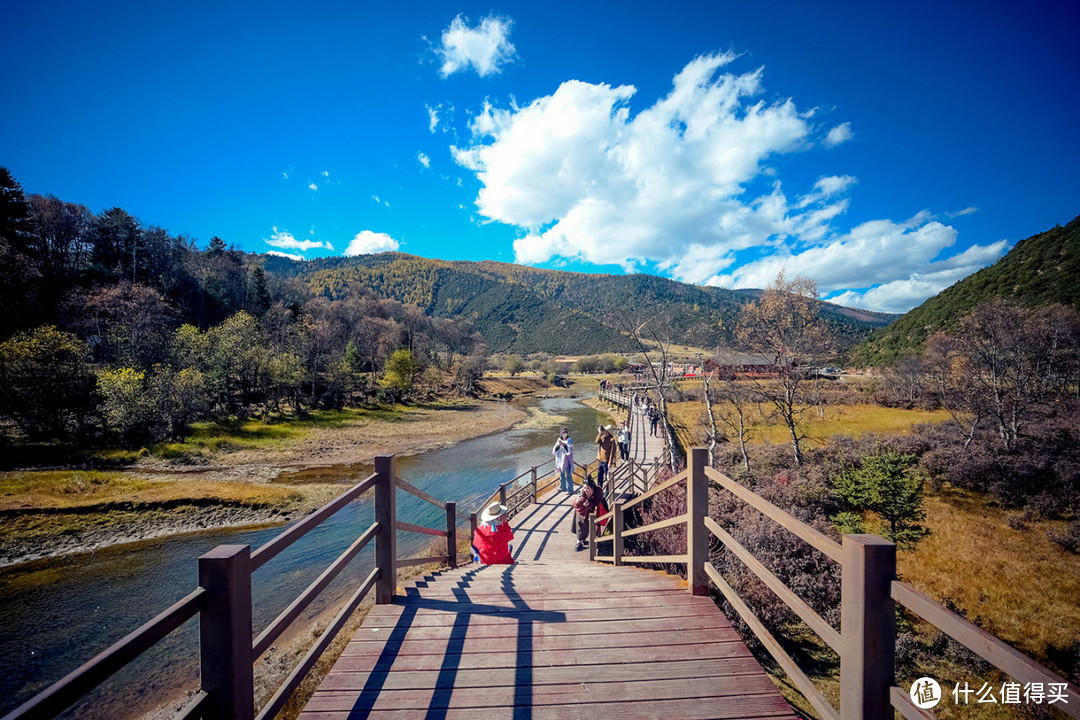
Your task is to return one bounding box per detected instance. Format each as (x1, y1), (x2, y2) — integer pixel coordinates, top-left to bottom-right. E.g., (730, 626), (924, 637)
(852, 213), (1080, 364)
(267, 253), (895, 354)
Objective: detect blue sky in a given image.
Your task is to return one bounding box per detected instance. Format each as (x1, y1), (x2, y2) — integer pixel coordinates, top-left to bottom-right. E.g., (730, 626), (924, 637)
(2, 1), (1077, 313)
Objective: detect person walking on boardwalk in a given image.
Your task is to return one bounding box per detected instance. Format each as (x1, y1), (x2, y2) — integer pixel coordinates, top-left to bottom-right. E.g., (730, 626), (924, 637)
(617, 420), (631, 462)
(595, 424), (618, 489)
(472, 502), (514, 564)
(648, 405), (660, 437)
(570, 475), (608, 551)
(553, 426), (575, 493)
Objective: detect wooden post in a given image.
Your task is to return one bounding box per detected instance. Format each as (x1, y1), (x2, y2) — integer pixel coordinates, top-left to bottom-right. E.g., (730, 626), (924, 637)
(628, 459), (636, 494)
(588, 511), (597, 561)
(613, 502), (624, 566)
(530, 466), (538, 503)
(499, 483), (508, 507)
(374, 455), (396, 604)
(470, 511), (478, 543)
(687, 447), (709, 595)
(198, 544), (254, 720)
(445, 501), (457, 569)
(840, 534), (896, 720)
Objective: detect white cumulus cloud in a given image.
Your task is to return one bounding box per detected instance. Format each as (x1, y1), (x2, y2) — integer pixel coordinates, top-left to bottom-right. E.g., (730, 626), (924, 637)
(454, 52), (824, 274)
(713, 215), (1008, 313)
(824, 122), (854, 147)
(417, 152), (431, 168)
(345, 230), (400, 256)
(449, 52), (1005, 313)
(266, 228), (332, 252)
(437, 14), (516, 77)
(308, 182), (318, 191)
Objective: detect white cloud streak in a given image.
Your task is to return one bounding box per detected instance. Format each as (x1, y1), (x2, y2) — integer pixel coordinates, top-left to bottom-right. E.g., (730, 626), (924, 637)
(266, 227), (332, 252)
(345, 230), (400, 256)
(437, 14), (516, 77)
(417, 152), (431, 168)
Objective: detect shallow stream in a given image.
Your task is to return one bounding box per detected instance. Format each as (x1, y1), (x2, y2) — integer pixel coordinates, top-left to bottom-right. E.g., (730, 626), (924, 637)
(0, 396), (612, 718)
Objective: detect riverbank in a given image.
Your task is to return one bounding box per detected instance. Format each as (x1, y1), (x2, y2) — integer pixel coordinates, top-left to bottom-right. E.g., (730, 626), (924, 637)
(0, 400), (526, 568)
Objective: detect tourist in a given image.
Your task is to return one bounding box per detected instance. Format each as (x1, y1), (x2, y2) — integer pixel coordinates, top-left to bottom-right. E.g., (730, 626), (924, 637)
(472, 502), (514, 564)
(553, 427), (575, 493)
(595, 424), (618, 489)
(649, 406), (660, 437)
(570, 475), (608, 551)
(617, 420), (631, 461)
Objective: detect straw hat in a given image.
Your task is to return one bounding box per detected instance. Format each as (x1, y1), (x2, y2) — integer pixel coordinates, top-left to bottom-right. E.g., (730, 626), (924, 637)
(602, 424), (616, 434)
(480, 502), (508, 523)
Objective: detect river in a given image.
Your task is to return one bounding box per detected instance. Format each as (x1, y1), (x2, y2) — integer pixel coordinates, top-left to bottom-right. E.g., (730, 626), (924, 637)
(0, 396), (613, 719)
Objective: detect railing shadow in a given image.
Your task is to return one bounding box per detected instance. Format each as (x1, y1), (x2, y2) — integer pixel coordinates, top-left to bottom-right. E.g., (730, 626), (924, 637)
(350, 564), (566, 719)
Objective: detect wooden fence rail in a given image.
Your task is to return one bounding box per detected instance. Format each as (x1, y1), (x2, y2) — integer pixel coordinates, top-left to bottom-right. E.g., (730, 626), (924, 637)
(588, 446), (1080, 720)
(3, 455), (459, 720)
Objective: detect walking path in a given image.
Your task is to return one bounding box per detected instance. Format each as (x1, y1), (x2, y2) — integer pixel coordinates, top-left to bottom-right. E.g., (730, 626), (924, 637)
(300, 392), (793, 719)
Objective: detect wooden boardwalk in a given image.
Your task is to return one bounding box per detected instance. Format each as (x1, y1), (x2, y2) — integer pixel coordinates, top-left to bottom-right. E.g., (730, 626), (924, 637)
(301, 477), (794, 717)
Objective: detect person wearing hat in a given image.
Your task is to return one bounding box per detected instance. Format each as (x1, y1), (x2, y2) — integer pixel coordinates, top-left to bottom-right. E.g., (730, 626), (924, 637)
(471, 502), (514, 564)
(553, 427), (575, 493)
(570, 475), (609, 551)
(595, 424), (618, 490)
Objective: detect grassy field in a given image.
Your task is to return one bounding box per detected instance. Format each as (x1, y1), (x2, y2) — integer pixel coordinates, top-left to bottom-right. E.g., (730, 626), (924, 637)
(0, 470), (301, 513)
(667, 398), (951, 451)
(662, 391), (1077, 718)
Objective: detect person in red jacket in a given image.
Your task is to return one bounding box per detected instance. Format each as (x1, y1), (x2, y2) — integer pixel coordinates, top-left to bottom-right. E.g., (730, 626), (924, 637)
(472, 502), (514, 564)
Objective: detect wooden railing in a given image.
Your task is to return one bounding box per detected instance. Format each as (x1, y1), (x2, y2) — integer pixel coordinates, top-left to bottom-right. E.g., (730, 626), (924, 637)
(588, 447), (1080, 720)
(3, 455), (458, 720)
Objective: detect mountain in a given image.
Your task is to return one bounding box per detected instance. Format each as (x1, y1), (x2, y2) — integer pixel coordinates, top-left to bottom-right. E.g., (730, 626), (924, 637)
(265, 253), (896, 355)
(851, 213), (1080, 365)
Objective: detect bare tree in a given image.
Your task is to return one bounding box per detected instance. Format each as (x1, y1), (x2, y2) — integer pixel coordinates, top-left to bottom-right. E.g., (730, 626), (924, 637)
(715, 370), (756, 472)
(735, 272), (831, 466)
(696, 353), (720, 467)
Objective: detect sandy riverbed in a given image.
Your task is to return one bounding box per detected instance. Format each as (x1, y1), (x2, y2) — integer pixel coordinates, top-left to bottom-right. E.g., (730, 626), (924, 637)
(1, 400), (527, 568)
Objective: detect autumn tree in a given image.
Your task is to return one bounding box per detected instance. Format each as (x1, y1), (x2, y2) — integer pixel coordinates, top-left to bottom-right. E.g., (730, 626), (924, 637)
(380, 348), (420, 400)
(736, 272), (832, 465)
(0, 326), (96, 437)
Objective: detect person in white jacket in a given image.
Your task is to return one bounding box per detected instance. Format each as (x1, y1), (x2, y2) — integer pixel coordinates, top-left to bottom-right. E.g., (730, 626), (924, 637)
(617, 421), (631, 461)
(553, 427), (575, 493)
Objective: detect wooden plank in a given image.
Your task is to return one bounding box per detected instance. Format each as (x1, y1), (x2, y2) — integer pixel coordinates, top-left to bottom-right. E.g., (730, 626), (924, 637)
(393, 520), (446, 537)
(394, 476), (446, 509)
(327, 640), (754, 673)
(395, 555), (449, 569)
(892, 581), (1080, 715)
(360, 603), (715, 627)
(304, 674), (783, 711)
(704, 561), (839, 720)
(344, 614), (731, 642)
(622, 512), (688, 538)
(705, 467), (842, 563)
(378, 592), (712, 613)
(705, 516), (841, 654)
(316, 656), (768, 692)
(299, 694), (792, 719)
(621, 554), (688, 564)
(2, 587), (206, 720)
(890, 685), (935, 720)
(621, 469), (688, 512)
(252, 473), (377, 570)
(341, 626), (744, 656)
